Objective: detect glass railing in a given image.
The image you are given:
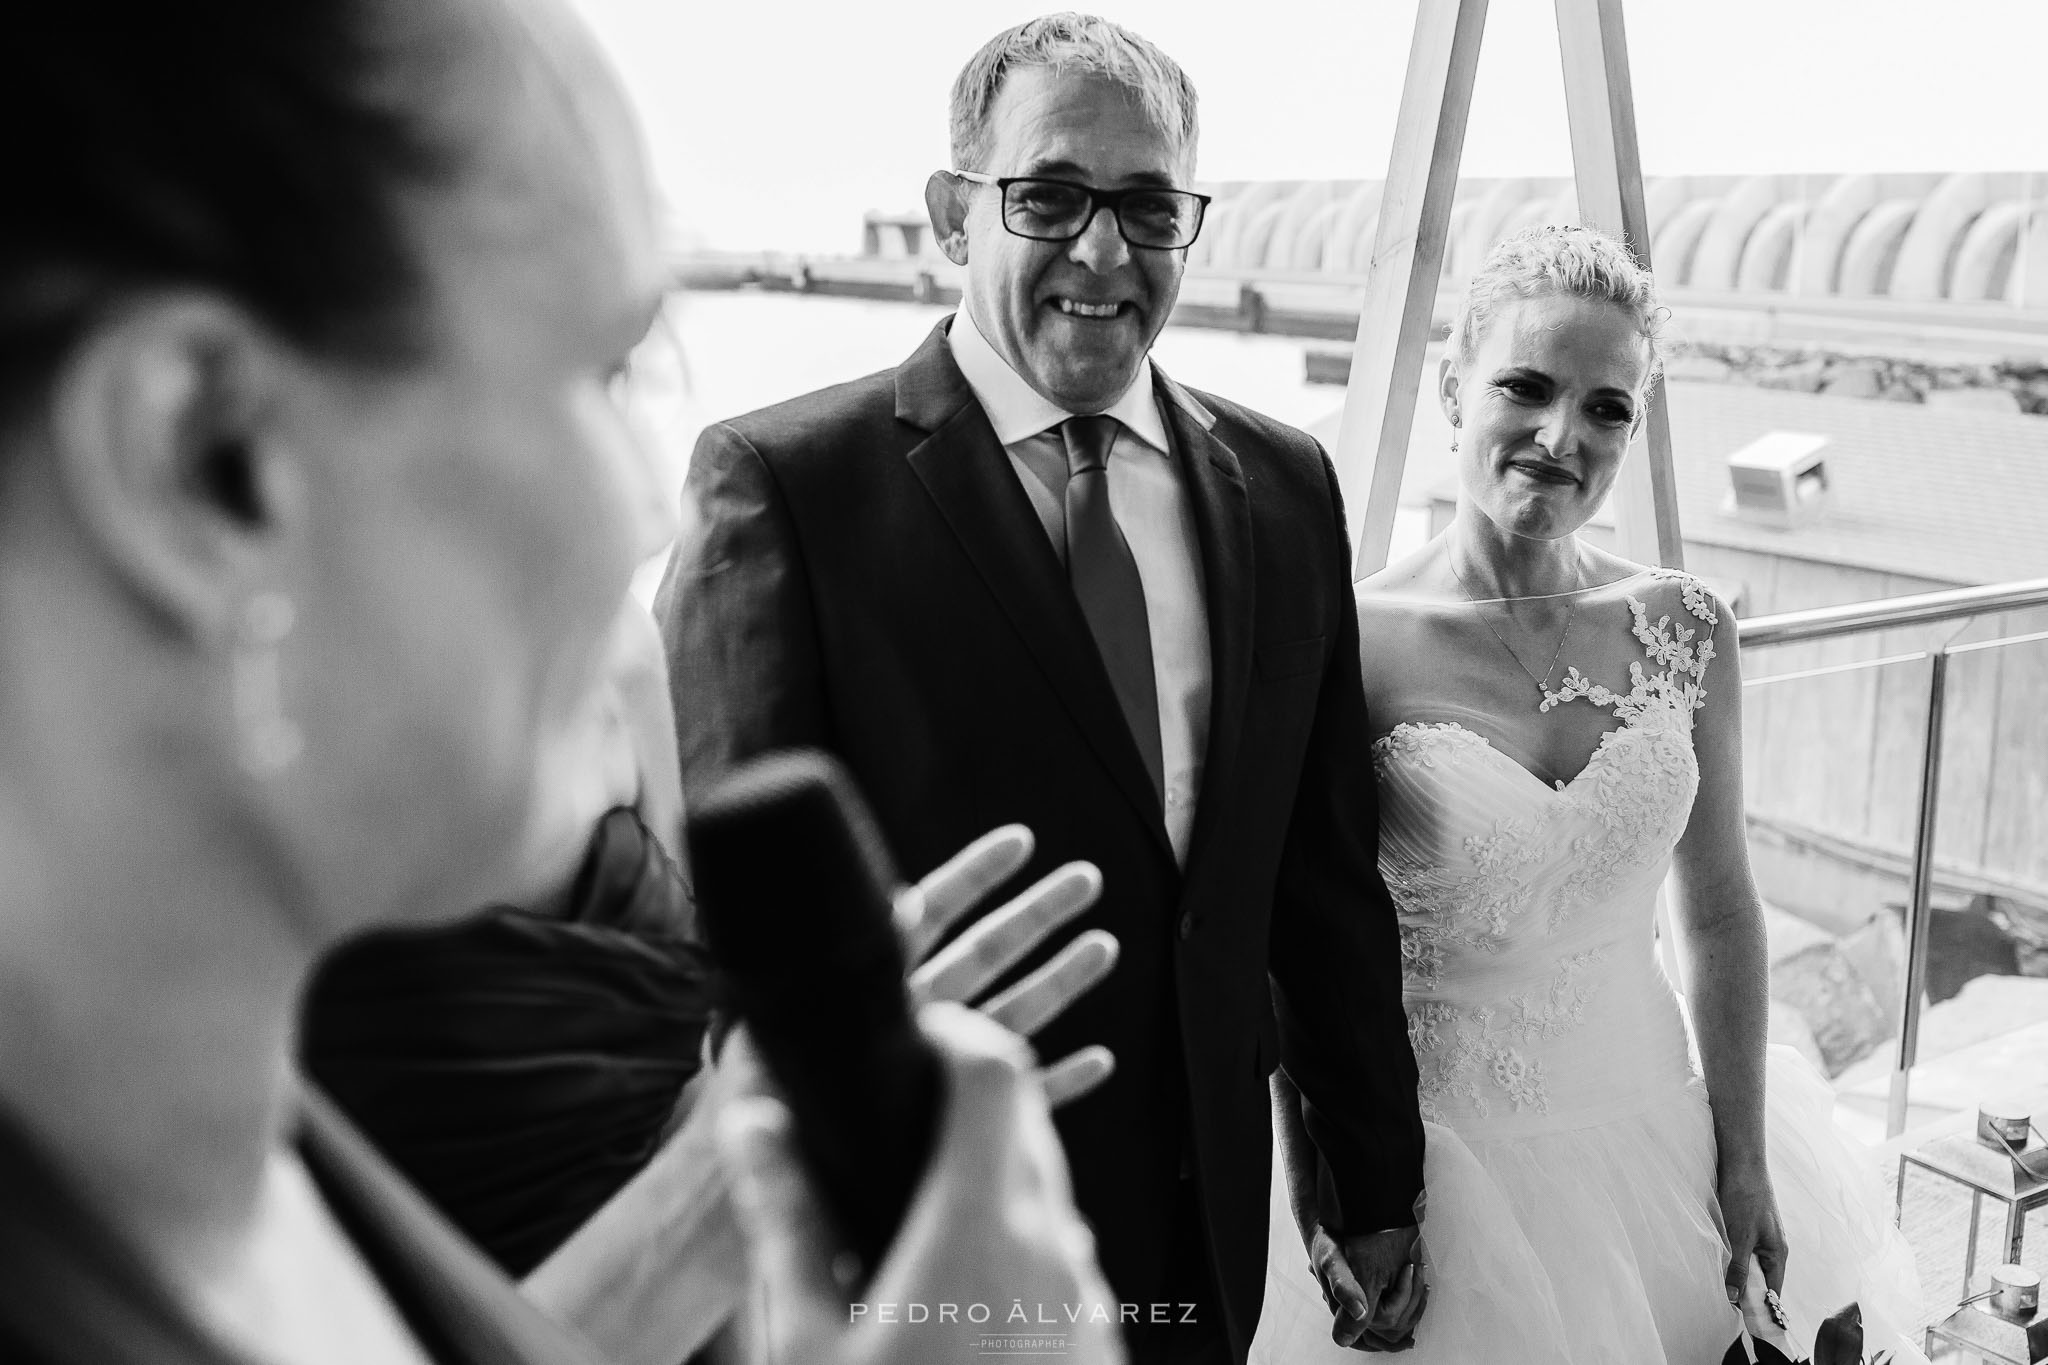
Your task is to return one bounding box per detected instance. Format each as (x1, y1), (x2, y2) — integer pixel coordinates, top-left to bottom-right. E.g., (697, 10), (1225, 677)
(1736, 578), (2048, 1140)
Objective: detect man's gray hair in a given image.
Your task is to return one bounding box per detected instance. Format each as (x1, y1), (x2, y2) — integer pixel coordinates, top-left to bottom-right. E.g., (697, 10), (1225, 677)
(949, 13), (1199, 176)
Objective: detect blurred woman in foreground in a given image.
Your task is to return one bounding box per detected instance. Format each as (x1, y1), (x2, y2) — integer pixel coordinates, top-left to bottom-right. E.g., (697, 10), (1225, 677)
(0, 2), (1119, 1362)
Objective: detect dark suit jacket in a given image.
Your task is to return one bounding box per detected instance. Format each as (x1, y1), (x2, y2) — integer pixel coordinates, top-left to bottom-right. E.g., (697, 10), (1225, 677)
(655, 318), (1422, 1357)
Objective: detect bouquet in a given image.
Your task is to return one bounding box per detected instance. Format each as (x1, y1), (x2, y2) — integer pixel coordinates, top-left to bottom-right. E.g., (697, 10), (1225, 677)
(1721, 1300), (1894, 1365)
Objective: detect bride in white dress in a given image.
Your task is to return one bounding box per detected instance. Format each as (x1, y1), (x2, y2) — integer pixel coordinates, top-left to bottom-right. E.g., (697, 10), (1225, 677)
(1253, 225), (1923, 1365)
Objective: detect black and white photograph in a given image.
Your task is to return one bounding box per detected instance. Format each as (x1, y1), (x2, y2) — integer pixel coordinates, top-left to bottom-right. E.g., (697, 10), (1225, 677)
(4, 2), (2046, 1363)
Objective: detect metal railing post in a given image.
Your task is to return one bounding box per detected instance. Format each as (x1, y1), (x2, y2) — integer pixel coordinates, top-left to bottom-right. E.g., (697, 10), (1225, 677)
(1886, 648), (1950, 1139)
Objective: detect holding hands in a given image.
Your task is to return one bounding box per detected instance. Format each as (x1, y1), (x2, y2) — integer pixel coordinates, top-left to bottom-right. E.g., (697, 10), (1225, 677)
(1273, 1070), (1431, 1353)
(1308, 1222), (1429, 1353)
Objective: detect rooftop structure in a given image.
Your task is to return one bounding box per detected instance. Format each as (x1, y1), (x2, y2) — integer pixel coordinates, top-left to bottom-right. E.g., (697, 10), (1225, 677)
(1192, 171), (2048, 309)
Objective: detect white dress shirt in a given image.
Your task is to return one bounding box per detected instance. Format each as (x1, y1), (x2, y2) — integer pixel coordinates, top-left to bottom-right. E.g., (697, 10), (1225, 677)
(949, 309), (1212, 865)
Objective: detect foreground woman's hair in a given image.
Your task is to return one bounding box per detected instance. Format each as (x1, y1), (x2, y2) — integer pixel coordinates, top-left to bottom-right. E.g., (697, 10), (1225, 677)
(0, 3), (530, 1359)
(2, 3), (450, 413)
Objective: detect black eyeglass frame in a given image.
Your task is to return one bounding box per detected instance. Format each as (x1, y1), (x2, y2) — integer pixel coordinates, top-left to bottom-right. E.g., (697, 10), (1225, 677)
(950, 170), (1213, 251)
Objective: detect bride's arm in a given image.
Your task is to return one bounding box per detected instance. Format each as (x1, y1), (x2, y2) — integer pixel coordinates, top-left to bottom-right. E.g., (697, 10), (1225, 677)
(1270, 1067), (1320, 1244)
(1667, 592), (1788, 1304)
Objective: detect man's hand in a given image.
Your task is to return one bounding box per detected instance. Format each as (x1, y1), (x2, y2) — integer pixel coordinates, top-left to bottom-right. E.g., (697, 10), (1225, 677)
(1308, 1223), (1427, 1352)
(897, 824), (1118, 1106)
(719, 1005), (1126, 1365)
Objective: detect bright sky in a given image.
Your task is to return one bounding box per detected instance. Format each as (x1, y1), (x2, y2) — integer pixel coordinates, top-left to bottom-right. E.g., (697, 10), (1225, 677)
(569, 0), (2048, 254)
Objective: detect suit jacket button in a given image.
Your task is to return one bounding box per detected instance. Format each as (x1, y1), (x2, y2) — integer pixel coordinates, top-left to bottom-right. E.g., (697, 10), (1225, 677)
(1177, 913), (1194, 941)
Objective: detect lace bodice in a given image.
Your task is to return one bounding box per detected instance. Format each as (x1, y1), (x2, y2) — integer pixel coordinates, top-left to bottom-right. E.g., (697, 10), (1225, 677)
(1373, 570), (1721, 1134)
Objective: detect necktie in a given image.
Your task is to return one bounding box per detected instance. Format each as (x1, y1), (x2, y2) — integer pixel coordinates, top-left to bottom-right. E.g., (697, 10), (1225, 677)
(1060, 416), (1164, 803)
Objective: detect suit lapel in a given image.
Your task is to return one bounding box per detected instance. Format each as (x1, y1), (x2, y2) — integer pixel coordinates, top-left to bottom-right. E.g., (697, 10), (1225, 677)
(1155, 368), (1256, 886)
(898, 322), (1172, 853)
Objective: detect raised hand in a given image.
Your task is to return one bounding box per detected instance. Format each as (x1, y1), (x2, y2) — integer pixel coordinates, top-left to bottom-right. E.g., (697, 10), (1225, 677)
(896, 824), (1118, 1106)
(523, 823), (1118, 1365)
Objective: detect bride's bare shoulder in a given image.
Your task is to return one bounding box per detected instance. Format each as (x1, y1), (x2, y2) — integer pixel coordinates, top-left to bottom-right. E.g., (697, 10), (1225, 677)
(1579, 543), (1651, 589)
(1587, 549), (1725, 624)
(1354, 539), (1457, 614)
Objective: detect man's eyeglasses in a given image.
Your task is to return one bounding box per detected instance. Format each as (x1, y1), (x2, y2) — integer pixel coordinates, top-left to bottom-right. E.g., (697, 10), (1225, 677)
(951, 171), (1211, 251)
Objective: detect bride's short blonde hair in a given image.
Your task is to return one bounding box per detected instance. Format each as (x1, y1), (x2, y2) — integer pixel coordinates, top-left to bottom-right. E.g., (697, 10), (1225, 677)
(1449, 224), (1669, 379)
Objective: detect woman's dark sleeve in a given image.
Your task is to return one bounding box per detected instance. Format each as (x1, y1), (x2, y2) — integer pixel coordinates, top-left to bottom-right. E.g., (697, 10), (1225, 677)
(302, 806), (713, 1277)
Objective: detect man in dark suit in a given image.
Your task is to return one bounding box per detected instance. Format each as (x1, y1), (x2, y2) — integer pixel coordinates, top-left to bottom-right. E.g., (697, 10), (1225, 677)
(656, 14), (1424, 1362)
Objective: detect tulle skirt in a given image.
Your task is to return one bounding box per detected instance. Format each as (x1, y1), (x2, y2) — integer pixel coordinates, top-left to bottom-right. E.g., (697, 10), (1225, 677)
(1252, 1047), (1926, 1365)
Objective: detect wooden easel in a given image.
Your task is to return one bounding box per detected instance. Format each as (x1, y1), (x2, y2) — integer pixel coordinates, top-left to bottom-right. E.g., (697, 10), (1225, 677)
(1335, 0), (1685, 578)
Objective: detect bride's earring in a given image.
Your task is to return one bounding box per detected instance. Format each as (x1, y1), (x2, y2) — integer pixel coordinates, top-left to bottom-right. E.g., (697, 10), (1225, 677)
(1449, 413), (1461, 452)
(232, 590), (304, 778)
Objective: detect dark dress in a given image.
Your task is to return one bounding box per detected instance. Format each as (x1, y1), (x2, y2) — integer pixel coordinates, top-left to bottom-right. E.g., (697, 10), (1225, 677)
(302, 805), (714, 1276)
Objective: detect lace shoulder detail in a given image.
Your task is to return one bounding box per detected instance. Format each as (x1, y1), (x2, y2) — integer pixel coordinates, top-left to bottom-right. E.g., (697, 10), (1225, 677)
(1540, 570), (1720, 719)
(1645, 566), (1720, 630)
(1372, 720), (1493, 776)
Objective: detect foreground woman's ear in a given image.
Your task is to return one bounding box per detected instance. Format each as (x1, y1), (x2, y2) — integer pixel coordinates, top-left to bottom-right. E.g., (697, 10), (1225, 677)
(46, 296), (308, 644)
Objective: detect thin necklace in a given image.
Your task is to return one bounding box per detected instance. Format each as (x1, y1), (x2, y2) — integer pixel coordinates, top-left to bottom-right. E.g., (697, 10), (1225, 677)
(1448, 550), (1585, 701)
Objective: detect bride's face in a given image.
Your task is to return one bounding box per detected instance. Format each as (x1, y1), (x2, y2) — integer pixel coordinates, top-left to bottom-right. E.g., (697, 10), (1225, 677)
(1441, 292), (1652, 542)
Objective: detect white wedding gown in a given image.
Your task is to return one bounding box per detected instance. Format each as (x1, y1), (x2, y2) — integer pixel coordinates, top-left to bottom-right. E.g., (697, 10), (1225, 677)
(1252, 570), (1925, 1365)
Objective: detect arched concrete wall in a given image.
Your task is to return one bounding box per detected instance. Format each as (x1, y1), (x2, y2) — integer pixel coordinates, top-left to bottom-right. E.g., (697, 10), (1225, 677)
(1325, 182), (1386, 275)
(1253, 184), (1318, 272)
(1441, 201), (1480, 280)
(1653, 197), (1718, 286)
(1951, 200), (2030, 302)
(2012, 209), (2048, 307)
(1203, 181), (1296, 270)
(1642, 177), (1690, 249)
(1737, 201), (1807, 293)
(1793, 173), (1880, 295)
(1455, 178), (1535, 280)
(1891, 171), (1990, 301)
(1496, 195), (1570, 249)
(1233, 199), (1290, 271)
(1185, 199), (1226, 268)
(1837, 199), (1920, 297)
(1340, 210), (1383, 273)
(1263, 182), (1337, 271)
(1281, 199), (1343, 272)
(1690, 176), (1780, 292)
(1186, 199), (1230, 269)
(1184, 172), (2048, 302)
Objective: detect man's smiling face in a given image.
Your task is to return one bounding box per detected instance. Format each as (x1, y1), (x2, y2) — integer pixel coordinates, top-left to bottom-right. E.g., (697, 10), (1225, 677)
(958, 67), (1190, 413)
